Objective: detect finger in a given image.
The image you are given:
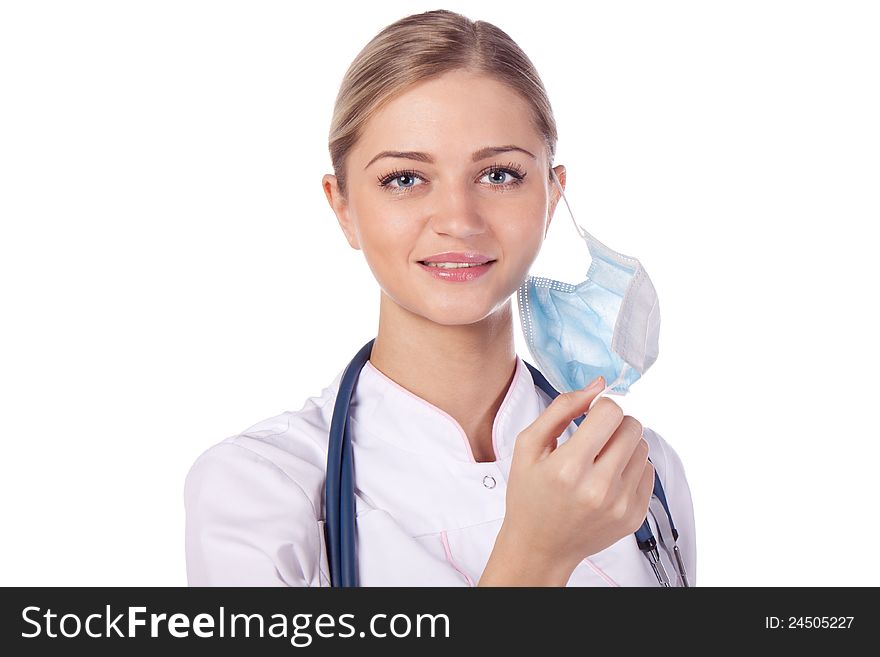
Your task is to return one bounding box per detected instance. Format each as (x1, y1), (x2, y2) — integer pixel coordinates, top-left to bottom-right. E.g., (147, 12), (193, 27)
(594, 414), (645, 480)
(551, 396), (626, 467)
(587, 379), (622, 413)
(615, 459), (654, 535)
(618, 436), (650, 491)
(515, 376), (605, 464)
(634, 460), (655, 517)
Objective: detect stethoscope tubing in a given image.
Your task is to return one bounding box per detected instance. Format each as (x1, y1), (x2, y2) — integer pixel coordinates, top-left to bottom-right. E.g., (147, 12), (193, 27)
(324, 338), (682, 587)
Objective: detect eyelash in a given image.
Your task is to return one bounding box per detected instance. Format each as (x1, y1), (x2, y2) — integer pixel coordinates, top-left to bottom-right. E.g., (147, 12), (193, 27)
(376, 162), (527, 195)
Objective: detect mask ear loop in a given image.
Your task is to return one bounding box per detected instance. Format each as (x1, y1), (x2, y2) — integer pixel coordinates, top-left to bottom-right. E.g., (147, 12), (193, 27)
(550, 167), (588, 240)
(587, 362), (632, 412)
(549, 167), (638, 267)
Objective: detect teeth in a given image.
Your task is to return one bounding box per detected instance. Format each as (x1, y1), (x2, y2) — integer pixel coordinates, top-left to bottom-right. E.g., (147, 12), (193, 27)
(423, 261), (488, 268)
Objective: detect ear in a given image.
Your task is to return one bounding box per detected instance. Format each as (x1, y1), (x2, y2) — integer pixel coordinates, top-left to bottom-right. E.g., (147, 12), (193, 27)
(545, 165), (566, 238)
(322, 174), (361, 250)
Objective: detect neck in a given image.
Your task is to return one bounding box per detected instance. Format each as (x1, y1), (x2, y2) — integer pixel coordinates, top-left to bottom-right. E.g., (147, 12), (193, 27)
(369, 291), (518, 462)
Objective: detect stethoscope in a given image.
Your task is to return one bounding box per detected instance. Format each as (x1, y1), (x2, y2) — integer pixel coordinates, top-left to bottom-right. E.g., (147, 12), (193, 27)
(324, 338), (690, 587)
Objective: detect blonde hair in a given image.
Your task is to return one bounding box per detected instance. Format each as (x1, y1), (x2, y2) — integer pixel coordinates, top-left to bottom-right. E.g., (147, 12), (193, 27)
(328, 9), (558, 199)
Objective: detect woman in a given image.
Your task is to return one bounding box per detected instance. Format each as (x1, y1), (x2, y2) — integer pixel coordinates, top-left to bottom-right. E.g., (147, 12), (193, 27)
(184, 9), (696, 587)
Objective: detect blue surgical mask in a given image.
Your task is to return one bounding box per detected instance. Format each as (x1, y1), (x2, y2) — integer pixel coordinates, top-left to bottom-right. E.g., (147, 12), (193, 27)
(516, 169), (660, 396)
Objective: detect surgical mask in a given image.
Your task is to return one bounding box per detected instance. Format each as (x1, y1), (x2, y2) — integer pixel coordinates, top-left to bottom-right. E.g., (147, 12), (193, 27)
(516, 168), (660, 397)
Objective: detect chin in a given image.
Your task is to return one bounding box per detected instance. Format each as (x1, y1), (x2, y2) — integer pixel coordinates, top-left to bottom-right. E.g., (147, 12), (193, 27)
(418, 298), (509, 327)
(382, 277), (512, 326)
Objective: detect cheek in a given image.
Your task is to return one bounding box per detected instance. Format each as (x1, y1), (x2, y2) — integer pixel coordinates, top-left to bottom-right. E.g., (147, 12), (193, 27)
(503, 207), (547, 261)
(356, 209), (420, 271)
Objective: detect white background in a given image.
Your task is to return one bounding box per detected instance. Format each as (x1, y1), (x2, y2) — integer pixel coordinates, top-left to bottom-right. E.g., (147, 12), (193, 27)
(1, 0), (878, 586)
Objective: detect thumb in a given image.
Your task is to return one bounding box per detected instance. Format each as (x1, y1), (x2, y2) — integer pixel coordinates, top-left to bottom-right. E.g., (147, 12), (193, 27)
(514, 375), (606, 464)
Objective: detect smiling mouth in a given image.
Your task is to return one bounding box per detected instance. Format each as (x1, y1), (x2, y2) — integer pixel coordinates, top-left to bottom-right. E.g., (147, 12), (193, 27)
(418, 260), (496, 269)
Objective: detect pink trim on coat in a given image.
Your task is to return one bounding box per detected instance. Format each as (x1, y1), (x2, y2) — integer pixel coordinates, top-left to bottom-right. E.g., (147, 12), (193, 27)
(440, 530), (476, 587)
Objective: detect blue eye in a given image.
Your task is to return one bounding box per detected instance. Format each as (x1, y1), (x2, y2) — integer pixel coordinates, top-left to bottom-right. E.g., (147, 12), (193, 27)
(479, 164), (527, 190)
(377, 169), (426, 194)
(376, 163), (527, 195)
(484, 169), (513, 185)
(392, 173), (420, 188)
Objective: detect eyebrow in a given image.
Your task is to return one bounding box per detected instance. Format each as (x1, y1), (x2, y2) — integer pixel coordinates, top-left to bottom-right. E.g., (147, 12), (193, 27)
(364, 145), (537, 170)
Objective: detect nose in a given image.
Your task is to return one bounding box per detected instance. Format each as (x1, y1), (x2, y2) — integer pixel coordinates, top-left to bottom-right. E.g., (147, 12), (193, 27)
(427, 180), (488, 238)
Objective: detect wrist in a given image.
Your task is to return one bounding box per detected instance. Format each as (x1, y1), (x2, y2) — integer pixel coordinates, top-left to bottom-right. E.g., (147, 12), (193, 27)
(477, 523), (574, 587)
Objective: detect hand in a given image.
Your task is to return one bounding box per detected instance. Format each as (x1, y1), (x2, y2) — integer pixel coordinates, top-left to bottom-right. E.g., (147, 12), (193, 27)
(499, 376), (654, 581)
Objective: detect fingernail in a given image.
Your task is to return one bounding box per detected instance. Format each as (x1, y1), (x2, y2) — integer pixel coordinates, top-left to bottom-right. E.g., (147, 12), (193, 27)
(584, 376), (604, 392)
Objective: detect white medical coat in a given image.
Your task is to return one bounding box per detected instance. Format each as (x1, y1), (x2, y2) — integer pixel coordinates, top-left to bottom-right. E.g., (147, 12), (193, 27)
(184, 354), (697, 586)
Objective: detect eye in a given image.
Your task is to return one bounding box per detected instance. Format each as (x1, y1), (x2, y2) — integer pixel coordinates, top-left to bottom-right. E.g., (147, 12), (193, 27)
(479, 162), (527, 190)
(376, 161), (528, 195)
(486, 170), (509, 184)
(376, 168), (426, 195)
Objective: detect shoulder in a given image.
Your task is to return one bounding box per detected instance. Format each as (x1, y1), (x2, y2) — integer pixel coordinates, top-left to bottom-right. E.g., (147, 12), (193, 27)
(183, 432), (332, 586)
(183, 376), (344, 586)
(184, 374), (341, 522)
(642, 426), (689, 500)
(642, 425), (698, 585)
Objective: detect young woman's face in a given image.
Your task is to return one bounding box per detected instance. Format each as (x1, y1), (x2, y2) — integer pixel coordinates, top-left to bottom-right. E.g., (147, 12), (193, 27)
(323, 69), (565, 326)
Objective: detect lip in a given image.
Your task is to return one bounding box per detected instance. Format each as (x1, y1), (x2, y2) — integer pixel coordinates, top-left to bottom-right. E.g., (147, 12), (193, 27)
(419, 251), (495, 264)
(417, 260), (495, 282)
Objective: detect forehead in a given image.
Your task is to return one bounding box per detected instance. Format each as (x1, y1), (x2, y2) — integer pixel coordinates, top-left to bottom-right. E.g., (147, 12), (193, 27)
(352, 70), (544, 166)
